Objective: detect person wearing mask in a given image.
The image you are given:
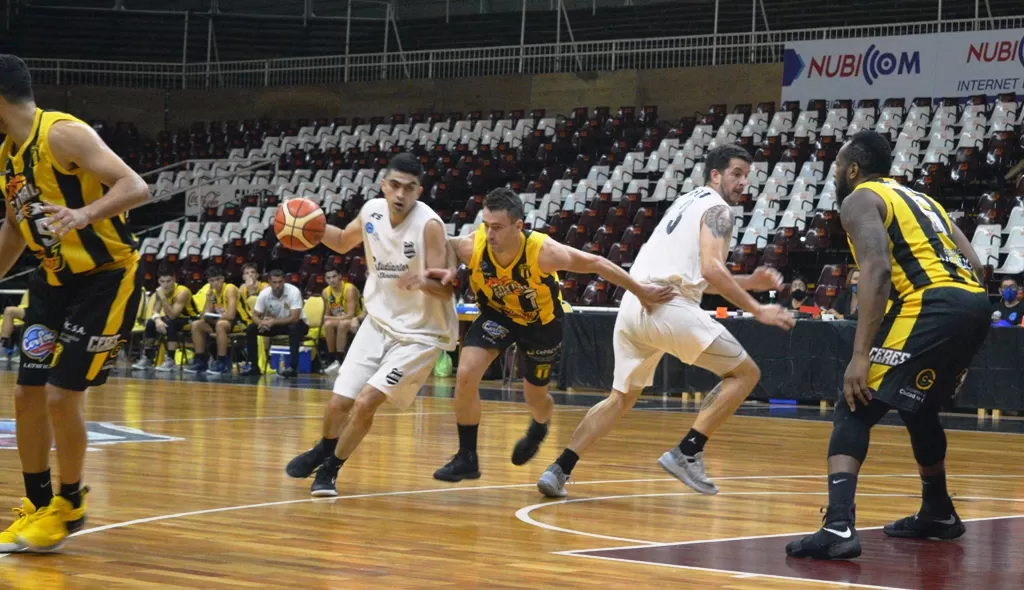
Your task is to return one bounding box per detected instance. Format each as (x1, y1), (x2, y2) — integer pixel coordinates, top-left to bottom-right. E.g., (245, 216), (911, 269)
(788, 278), (820, 316)
(992, 278), (1022, 326)
(828, 269), (860, 320)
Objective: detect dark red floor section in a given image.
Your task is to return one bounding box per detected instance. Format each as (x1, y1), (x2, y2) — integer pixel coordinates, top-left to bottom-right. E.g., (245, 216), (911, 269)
(575, 517), (1024, 590)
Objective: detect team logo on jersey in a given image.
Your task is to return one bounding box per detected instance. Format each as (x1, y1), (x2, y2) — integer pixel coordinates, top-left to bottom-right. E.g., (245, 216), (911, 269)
(385, 368), (404, 386)
(21, 324), (56, 362)
(403, 240), (416, 259)
(4, 173), (25, 202)
(516, 263), (533, 281)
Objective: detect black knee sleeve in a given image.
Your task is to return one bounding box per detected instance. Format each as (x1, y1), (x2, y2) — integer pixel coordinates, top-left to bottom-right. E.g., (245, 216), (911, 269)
(827, 399), (890, 463)
(144, 319), (157, 339)
(900, 409), (947, 467)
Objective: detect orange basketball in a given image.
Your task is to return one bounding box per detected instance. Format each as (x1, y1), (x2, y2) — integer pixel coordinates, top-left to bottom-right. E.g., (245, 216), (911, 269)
(274, 198), (326, 251)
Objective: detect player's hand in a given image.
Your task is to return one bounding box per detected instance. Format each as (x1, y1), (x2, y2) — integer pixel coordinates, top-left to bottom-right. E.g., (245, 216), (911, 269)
(748, 266), (784, 292)
(422, 267), (458, 286)
(154, 318), (167, 334)
(397, 270), (428, 290)
(349, 317), (361, 332)
(635, 284), (674, 310)
(41, 205), (91, 238)
(753, 304), (796, 330)
(843, 354), (874, 411)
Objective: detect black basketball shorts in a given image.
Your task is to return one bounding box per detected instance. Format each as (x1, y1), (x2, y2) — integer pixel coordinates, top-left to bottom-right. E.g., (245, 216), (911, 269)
(462, 308), (562, 387)
(18, 262), (143, 392)
(865, 287), (991, 413)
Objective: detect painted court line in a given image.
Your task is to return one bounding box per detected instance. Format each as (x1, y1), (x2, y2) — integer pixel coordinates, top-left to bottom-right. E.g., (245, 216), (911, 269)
(518, 491), (1024, 546)
(97, 407), (583, 425)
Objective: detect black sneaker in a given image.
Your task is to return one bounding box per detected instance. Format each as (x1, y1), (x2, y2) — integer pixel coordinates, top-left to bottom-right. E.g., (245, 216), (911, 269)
(433, 452), (481, 482)
(286, 442), (327, 479)
(785, 505), (861, 560)
(279, 368), (298, 378)
(310, 459), (340, 497)
(511, 424), (547, 466)
(883, 509), (965, 540)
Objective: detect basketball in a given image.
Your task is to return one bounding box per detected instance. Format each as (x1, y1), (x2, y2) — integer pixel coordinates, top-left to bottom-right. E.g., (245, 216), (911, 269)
(274, 198), (326, 251)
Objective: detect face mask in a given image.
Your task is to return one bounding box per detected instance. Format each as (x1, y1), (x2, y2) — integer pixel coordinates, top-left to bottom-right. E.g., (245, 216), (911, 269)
(1002, 287), (1018, 302)
(850, 284), (858, 294)
(791, 289), (806, 301)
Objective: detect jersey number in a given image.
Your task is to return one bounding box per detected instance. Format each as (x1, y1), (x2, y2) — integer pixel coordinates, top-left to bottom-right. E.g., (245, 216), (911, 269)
(33, 217), (59, 247)
(906, 193), (947, 235)
(664, 189), (710, 235)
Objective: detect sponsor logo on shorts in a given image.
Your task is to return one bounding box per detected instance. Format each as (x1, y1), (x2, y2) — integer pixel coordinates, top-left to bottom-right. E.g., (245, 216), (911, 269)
(101, 339), (128, 370)
(87, 334), (122, 353)
(385, 368), (404, 386)
(481, 320), (510, 339)
(868, 347), (911, 367)
(21, 324), (56, 362)
(62, 321), (86, 338)
(526, 344), (561, 362)
(915, 368), (937, 391)
(403, 240), (416, 259)
(898, 388), (926, 404)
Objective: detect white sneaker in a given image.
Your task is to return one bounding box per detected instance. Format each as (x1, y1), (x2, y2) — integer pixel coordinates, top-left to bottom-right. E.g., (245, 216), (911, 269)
(155, 357), (177, 372)
(324, 361), (341, 375)
(131, 357), (154, 370)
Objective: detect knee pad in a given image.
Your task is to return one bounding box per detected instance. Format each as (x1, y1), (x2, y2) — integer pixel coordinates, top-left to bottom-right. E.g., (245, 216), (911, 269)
(827, 402), (873, 463)
(902, 410), (947, 467)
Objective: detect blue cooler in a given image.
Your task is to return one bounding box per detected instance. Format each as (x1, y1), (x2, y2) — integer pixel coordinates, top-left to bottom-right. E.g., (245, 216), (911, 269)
(269, 345), (313, 373)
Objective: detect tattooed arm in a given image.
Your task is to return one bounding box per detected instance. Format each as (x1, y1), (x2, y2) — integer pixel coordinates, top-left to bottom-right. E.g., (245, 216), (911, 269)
(698, 205), (762, 313)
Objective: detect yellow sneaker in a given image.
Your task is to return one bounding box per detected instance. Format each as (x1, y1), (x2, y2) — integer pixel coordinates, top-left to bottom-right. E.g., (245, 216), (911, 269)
(0, 499), (39, 553)
(16, 489), (88, 552)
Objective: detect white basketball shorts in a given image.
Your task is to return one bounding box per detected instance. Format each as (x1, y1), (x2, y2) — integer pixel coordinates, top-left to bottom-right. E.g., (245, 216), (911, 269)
(612, 292), (746, 393)
(333, 318), (440, 410)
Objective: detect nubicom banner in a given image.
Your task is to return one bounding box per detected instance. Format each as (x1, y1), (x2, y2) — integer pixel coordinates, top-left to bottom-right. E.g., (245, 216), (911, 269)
(782, 29), (1024, 104)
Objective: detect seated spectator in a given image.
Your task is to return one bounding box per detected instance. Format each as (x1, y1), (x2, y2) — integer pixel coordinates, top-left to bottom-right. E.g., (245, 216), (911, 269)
(786, 277), (820, 317)
(321, 265), (365, 375)
(992, 278), (1022, 326)
(133, 266), (198, 371)
(827, 268), (859, 320)
(244, 269), (309, 378)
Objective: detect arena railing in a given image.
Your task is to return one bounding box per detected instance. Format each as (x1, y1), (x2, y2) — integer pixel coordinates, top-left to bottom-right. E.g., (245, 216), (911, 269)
(23, 15), (1024, 89)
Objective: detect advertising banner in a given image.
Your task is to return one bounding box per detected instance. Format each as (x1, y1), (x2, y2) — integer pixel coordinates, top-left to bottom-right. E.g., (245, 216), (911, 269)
(185, 181), (251, 216)
(782, 28), (1024, 104)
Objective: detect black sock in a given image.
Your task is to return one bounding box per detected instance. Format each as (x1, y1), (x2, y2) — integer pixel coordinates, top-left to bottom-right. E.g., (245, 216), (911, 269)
(319, 437), (338, 456)
(526, 419), (548, 441)
(334, 352), (344, 363)
(24, 469), (53, 510)
(218, 355), (229, 364)
(324, 455), (345, 470)
(457, 423), (479, 455)
(144, 347), (156, 360)
(827, 472), (858, 521)
(0, 337), (10, 349)
(60, 481), (82, 510)
(555, 449), (580, 475)
(678, 428), (708, 456)
(921, 471), (953, 516)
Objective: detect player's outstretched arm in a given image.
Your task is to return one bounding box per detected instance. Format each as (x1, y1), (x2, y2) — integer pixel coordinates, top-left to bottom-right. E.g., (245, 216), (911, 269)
(0, 200), (28, 280)
(421, 235), (473, 285)
(41, 121), (149, 238)
(839, 188), (892, 410)
(321, 217), (363, 255)
(537, 239), (673, 309)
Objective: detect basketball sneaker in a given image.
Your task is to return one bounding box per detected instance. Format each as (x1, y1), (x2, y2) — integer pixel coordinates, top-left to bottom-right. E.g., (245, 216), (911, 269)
(537, 464), (570, 498)
(785, 504), (861, 560)
(131, 357), (153, 371)
(155, 357), (177, 372)
(657, 447), (718, 495)
(883, 509), (965, 540)
(310, 459), (340, 497)
(433, 452), (481, 482)
(0, 498), (40, 553)
(17, 488), (88, 552)
(286, 441), (329, 479)
(324, 361), (341, 376)
(183, 358), (207, 374)
(511, 421), (548, 466)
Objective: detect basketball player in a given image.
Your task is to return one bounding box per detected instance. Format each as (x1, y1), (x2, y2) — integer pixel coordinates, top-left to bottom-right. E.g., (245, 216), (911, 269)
(284, 153), (459, 496)
(786, 131), (990, 560)
(432, 187), (673, 482)
(185, 266), (242, 376)
(321, 265), (364, 375)
(535, 145), (795, 498)
(132, 265), (198, 372)
(0, 54), (148, 551)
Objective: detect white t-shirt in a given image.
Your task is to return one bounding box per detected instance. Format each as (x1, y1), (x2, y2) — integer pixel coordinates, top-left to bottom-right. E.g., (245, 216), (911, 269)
(629, 185), (729, 304)
(254, 283), (307, 322)
(359, 198), (458, 351)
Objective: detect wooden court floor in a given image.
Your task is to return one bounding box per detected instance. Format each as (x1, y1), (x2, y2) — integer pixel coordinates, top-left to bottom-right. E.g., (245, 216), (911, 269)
(0, 370), (1020, 589)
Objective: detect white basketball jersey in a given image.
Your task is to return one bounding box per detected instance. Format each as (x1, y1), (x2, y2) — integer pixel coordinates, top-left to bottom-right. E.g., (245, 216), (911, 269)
(629, 186), (729, 303)
(359, 199), (458, 351)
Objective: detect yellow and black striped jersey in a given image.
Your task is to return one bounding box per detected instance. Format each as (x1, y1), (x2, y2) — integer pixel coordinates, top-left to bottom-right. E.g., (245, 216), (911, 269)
(1, 108), (138, 286)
